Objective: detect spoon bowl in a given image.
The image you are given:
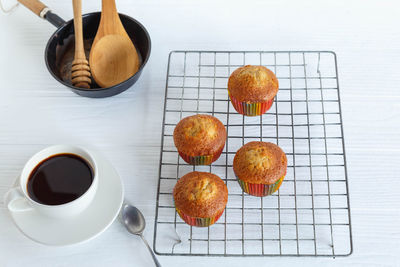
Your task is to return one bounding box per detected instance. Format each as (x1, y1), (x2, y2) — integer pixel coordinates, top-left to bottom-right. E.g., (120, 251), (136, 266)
(90, 34), (138, 88)
(122, 204), (146, 235)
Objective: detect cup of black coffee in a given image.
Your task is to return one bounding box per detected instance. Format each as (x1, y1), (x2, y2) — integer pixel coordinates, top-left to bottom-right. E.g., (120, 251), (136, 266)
(4, 145), (98, 218)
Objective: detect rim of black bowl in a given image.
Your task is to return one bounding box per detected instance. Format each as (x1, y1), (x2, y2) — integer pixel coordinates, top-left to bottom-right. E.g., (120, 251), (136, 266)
(44, 12), (151, 93)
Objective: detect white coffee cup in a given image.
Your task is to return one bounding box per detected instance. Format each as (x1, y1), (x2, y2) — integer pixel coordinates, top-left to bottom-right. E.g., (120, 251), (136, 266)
(4, 145), (98, 218)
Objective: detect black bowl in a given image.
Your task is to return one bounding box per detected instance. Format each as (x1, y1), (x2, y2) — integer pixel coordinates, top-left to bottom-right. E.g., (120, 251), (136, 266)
(45, 12), (151, 98)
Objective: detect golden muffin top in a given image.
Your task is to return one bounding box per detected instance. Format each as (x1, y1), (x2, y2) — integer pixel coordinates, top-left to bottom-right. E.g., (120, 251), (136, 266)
(173, 114), (226, 156)
(228, 65), (279, 102)
(173, 171), (228, 218)
(233, 141), (287, 184)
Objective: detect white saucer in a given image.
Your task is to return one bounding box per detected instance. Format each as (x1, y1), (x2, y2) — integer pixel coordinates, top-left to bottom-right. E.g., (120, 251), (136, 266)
(7, 151), (124, 246)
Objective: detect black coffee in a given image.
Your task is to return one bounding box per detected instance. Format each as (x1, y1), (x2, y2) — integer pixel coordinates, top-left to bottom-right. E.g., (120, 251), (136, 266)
(27, 153), (93, 205)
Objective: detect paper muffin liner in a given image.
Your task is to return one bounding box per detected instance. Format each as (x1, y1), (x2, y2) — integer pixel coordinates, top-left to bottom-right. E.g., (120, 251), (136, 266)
(237, 175), (285, 197)
(228, 91), (274, 116)
(176, 207), (225, 227)
(178, 146), (224, 165)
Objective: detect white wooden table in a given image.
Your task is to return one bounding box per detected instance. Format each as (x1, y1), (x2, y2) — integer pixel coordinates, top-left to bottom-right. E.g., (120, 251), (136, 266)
(0, 0), (399, 266)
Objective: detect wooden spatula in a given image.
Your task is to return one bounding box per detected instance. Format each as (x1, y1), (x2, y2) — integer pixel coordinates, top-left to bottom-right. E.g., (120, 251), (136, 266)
(89, 0), (140, 88)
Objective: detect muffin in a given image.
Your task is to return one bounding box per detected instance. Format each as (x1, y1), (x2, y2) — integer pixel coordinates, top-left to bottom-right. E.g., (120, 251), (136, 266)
(173, 171), (228, 227)
(173, 114), (226, 165)
(228, 65), (279, 116)
(233, 141), (287, 197)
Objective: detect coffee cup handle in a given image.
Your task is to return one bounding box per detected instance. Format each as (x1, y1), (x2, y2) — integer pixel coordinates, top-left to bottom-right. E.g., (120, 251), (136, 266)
(4, 187), (33, 213)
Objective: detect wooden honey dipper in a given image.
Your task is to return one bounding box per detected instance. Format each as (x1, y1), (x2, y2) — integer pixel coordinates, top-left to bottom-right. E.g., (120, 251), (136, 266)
(71, 0), (91, 88)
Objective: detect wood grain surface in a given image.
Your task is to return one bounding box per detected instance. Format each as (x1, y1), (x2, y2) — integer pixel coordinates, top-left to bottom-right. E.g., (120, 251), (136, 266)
(0, 0), (399, 266)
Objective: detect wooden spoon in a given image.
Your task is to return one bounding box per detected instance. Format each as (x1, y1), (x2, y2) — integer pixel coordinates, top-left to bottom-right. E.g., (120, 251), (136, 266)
(71, 0), (91, 88)
(89, 0), (140, 88)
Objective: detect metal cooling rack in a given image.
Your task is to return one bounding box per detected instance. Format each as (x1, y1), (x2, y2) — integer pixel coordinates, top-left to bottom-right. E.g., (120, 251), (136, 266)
(153, 51), (352, 257)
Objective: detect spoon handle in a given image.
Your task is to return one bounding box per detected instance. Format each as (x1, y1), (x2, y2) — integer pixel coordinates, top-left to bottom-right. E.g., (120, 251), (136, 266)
(140, 234), (161, 267)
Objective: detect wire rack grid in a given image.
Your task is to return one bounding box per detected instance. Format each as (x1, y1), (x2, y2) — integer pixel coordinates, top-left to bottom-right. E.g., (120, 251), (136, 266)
(153, 51), (352, 257)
